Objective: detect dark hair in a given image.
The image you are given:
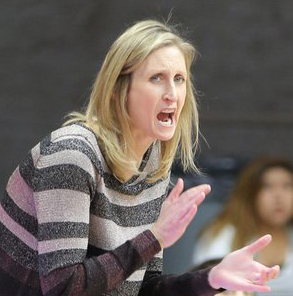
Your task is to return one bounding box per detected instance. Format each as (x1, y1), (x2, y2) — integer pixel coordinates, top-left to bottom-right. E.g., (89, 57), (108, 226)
(199, 156), (293, 250)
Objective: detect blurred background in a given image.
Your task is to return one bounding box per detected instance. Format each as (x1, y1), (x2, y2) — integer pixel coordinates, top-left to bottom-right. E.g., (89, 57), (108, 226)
(1, 0), (292, 274)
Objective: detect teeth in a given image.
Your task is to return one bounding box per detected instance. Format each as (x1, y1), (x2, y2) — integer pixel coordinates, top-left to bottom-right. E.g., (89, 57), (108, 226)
(158, 117), (172, 126)
(161, 110), (174, 114)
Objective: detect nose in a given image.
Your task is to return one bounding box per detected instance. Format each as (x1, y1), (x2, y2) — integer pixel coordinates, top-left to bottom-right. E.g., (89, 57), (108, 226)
(163, 82), (178, 103)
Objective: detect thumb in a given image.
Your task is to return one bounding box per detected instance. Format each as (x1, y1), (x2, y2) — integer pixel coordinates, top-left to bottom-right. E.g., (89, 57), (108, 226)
(243, 234), (272, 255)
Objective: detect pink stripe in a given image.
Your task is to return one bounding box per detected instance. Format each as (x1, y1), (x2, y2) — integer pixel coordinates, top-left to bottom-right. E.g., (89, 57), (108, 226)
(0, 204), (37, 250)
(6, 167), (37, 217)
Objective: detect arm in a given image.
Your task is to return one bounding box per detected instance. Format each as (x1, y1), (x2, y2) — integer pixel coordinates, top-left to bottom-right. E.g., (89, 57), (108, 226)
(40, 230), (160, 296)
(34, 138), (161, 295)
(138, 268), (225, 296)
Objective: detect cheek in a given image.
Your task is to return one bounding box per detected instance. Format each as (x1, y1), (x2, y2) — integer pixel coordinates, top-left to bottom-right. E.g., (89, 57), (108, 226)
(255, 194), (271, 216)
(127, 89), (156, 124)
(286, 194), (293, 210)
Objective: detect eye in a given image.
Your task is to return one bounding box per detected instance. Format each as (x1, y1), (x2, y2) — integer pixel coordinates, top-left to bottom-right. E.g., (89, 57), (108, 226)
(150, 74), (162, 83)
(174, 75), (186, 84)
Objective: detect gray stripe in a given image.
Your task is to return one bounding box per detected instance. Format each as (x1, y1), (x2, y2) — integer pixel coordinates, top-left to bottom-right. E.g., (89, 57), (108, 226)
(38, 237), (88, 255)
(34, 189), (90, 224)
(147, 256), (163, 272)
(88, 216), (152, 250)
(96, 176), (169, 207)
(0, 222), (38, 270)
(39, 248), (87, 275)
(1, 191), (37, 236)
(36, 149), (96, 181)
(38, 222), (89, 241)
(40, 137), (104, 177)
(32, 164), (95, 194)
(31, 142), (41, 166)
(106, 280), (142, 296)
(91, 192), (165, 227)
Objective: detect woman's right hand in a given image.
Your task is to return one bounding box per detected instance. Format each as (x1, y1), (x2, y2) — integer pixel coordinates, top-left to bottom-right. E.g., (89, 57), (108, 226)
(151, 178), (211, 248)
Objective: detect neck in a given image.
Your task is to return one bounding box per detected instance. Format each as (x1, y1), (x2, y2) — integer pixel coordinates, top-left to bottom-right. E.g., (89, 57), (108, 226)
(258, 223), (288, 237)
(127, 135), (155, 163)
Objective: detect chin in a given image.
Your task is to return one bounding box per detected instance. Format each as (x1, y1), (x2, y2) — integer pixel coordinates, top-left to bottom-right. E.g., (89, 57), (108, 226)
(156, 132), (175, 142)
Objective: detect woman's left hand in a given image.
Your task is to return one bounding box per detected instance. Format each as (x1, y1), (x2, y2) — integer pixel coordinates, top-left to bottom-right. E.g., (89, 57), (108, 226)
(208, 234), (280, 292)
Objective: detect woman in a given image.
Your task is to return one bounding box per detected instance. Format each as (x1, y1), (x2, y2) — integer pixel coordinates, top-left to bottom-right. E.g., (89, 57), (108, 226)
(0, 20), (279, 296)
(193, 156), (293, 295)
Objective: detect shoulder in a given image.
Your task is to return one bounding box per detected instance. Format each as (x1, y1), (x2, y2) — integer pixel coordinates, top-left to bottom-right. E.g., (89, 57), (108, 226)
(38, 123), (106, 174)
(193, 224), (235, 266)
(201, 224), (235, 246)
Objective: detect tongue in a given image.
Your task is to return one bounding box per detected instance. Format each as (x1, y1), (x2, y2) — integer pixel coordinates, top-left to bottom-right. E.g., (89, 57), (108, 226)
(157, 112), (170, 122)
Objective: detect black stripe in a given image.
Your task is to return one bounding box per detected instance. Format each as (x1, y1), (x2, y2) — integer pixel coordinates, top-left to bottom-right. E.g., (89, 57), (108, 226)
(44, 276), (74, 296)
(103, 172), (162, 196)
(38, 222), (89, 241)
(86, 245), (153, 272)
(32, 164), (95, 194)
(2, 191), (38, 236)
(0, 268), (42, 296)
(90, 192), (165, 227)
(0, 222), (38, 270)
(39, 248), (87, 275)
(86, 244), (107, 258)
(39, 134), (52, 155)
(40, 137), (104, 177)
(0, 248), (40, 290)
(18, 152), (35, 188)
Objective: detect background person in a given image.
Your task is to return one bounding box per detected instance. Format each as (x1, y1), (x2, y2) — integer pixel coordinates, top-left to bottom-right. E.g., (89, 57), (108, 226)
(193, 156), (293, 295)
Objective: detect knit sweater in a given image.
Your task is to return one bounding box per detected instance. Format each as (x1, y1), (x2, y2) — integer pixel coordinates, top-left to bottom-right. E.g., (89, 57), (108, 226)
(0, 122), (221, 296)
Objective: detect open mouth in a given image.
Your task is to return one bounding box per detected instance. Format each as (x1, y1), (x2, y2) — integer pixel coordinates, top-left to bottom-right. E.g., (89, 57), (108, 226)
(157, 109), (175, 127)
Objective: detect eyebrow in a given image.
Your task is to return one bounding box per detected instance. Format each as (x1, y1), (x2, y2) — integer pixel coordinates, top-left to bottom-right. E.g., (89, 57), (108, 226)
(146, 68), (187, 77)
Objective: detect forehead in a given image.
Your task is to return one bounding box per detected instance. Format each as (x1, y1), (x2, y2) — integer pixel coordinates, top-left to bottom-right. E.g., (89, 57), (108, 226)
(262, 167), (293, 182)
(135, 45), (187, 75)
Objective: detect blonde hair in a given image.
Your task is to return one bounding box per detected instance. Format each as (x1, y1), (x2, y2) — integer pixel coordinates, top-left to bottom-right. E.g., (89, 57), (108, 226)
(64, 19), (199, 182)
(200, 156), (293, 250)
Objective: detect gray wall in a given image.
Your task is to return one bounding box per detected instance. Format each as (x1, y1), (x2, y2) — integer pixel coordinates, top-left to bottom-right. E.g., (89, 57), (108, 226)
(1, 0), (293, 273)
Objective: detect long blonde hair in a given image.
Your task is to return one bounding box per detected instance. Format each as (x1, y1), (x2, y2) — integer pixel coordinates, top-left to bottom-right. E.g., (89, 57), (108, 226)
(200, 156), (293, 250)
(64, 19), (199, 182)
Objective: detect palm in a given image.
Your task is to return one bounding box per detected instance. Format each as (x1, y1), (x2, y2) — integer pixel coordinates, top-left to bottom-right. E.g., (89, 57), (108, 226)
(209, 235), (280, 292)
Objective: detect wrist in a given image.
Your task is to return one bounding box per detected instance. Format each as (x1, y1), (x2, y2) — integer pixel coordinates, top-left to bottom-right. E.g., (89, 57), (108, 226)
(150, 227), (164, 249)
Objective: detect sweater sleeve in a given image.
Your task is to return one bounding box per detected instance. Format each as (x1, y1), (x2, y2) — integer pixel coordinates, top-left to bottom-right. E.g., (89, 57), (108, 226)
(40, 230), (161, 296)
(138, 267), (225, 296)
(32, 138), (161, 295)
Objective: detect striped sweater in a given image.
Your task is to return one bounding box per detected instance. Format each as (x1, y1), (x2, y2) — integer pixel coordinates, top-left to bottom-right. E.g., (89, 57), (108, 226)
(0, 122), (220, 296)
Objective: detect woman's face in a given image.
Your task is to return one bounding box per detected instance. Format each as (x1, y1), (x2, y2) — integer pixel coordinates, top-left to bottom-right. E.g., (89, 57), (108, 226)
(255, 167), (293, 227)
(127, 45), (187, 143)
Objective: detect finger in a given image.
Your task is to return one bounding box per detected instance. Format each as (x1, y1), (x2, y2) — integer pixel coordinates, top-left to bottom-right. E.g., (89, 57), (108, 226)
(269, 265), (280, 280)
(168, 178), (184, 201)
(179, 201), (198, 227)
(238, 283), (270, 293)
(193, 191), (206, 207)
(181, 184), (211, 203)
(259, 270), (269, 284)
(243, 234), (272, 255)
(177, 192), (203, 221)
(179, 191), (207, 225)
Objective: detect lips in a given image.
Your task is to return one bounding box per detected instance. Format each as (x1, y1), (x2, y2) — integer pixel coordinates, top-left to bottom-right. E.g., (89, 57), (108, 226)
(157, 108), (175, 127)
